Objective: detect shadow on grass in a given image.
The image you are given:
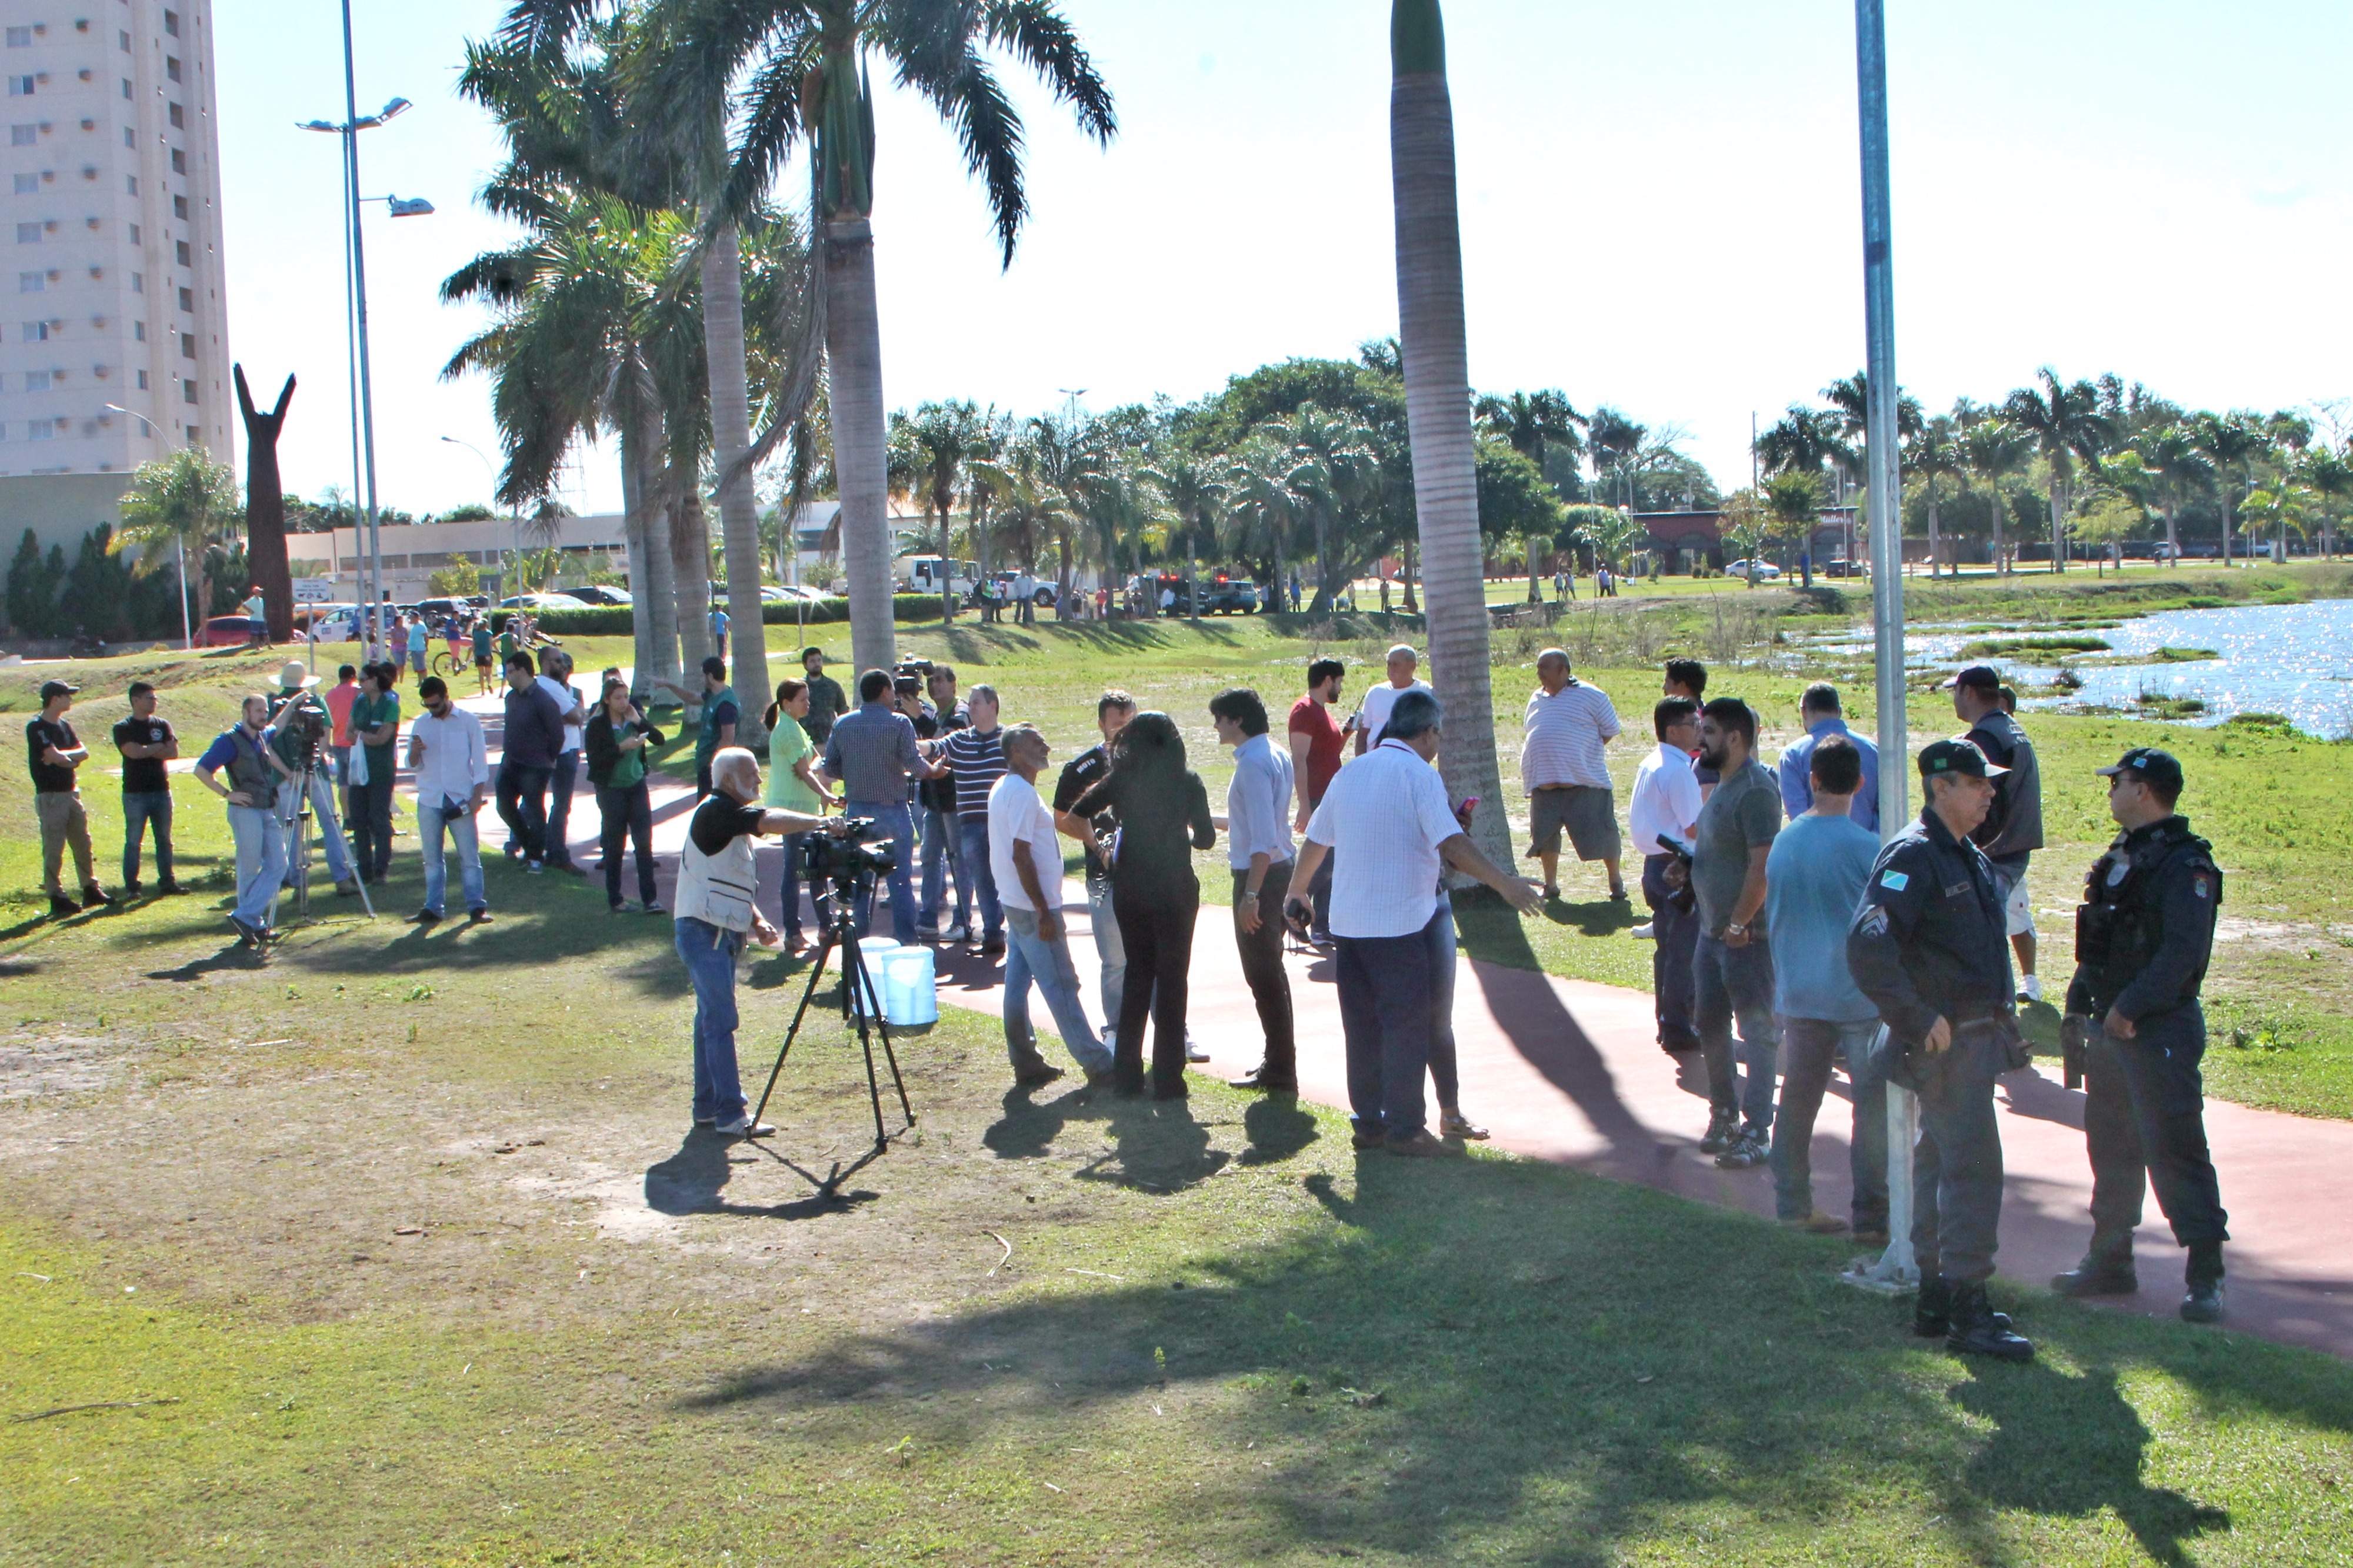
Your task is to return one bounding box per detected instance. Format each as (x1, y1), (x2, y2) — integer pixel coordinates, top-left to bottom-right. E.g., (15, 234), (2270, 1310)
(668, 1142), (2322, 1563)
(642, 1127), (879, 1220)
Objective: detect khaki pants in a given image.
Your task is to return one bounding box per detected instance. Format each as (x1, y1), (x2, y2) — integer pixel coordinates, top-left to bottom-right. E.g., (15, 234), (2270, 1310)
(36, 789), (95, 895)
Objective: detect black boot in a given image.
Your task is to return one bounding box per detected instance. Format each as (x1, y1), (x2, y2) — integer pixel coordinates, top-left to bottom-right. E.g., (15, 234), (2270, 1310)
(2051, 1245), (2138, 1297)
(2182, 1241), (2225, 1325)
(1912, 1274), (1950, 1337)
(1944, 1279), (2034, 1362)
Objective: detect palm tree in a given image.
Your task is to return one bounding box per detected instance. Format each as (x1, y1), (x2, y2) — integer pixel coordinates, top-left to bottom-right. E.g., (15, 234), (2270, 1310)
(1958, 415), (2031, 575)
(1477, 389), (1584, 600)
(1148, 450), (1229, 621)
(2188, 412), (2267, 566)
(1225, 437), (1302, 600)
(635, 0), (1118, 677)
(892, 400), (986, 622)
(114, 445), (238, 647)
(1391, 0), (1507, 861)
(2131, 425), (2213, 568)
(1764, 471), (1825, 584)
(2003, 369), (2115, 572)
(1905, 415), (1964, 577)
(1755, 405), (1847, 483)
(2301, 446), (2352, 560)
(1262, 406), (1381, 612)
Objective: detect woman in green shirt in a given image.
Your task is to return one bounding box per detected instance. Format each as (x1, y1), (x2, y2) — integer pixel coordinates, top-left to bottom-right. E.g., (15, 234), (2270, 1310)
(584, 679), (666, 912)
(764, 678), (836, 945)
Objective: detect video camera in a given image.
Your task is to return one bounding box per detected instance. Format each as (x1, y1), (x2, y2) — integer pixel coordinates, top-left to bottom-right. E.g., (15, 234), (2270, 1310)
(270, 693), (331, 766)
(802, 815), (898, 888)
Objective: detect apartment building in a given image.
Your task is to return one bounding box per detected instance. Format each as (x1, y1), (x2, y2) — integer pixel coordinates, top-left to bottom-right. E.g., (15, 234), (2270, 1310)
(0, 0), (230, 478)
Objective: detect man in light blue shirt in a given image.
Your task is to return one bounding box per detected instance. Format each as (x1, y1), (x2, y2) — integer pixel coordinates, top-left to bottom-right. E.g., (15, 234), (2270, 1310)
(1761, 733), (1888, 1239)
(1212, 687), (1296, 1093)
(1777, 682), (1879, 835)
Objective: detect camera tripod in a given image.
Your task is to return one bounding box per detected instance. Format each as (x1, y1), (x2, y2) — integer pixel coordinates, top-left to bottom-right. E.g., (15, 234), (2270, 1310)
(746, 877), (916, 1196)
(270, 759), (375, 928)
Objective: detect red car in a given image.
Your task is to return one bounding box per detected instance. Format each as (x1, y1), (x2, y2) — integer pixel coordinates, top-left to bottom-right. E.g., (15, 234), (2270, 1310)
(200, 615), (271, 648)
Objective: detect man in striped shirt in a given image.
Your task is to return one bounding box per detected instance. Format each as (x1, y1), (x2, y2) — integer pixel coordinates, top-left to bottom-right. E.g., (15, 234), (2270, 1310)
(1521, 649), (1625, 901)
(943, 684), (1010, 956)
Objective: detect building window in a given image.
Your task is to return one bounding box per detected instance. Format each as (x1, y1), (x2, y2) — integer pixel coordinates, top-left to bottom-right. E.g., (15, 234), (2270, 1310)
(9, 125), (33, 146)
(126, 222), (138, 243)
(8, 75), (34, 98)
(179, 331), (193, 358)
(172, 194), (186, 219)
(124, 175), (135, 195)
(12, 222), (34, 243)
(176, 285), (189, 312)
(18, 271), (40, 292)
(169, 146), (183, 173)
(164, 11), (179, 38)
(135, 368), (146, 389)
(10, 173), (31, 194)
(121, 126), (131, 148)
(119, 78), (129, 99)
(166, 102), (181, 129)
(174, 239), (188, 265)
(131, 319), (142, 341)
(118, 30), (129, 53)
(26, 371), (51, 390)
(29, 418), (54, 439)
(3, 28), (29, 48)
(181, 380), (195, 405)
(129, 270), (141, 293)
(21, 320), (46, 340)
(166, 56), (181, 83)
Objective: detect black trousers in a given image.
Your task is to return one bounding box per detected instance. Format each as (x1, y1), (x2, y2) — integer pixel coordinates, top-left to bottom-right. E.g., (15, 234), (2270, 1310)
(2085, 1005), (2228, 1259)
(1641, 852), (1698, 1044)
(1112, 871), (1198, 1096)
(348, 774), (394, 880)
(497, 761), (551, 862)
(597, 780), (658, 906)
(1232, 861), (1295, 1080)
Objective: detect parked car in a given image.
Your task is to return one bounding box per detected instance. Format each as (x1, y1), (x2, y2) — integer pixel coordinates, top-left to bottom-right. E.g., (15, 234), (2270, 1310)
(1724, 559), (1784, 581)
(499, 592), (589, 610)
(201, 615), (270, 648)
(1819, 559), (1866, 578)
(559, 585), (632, 606)
(986, 571), (1059, 608)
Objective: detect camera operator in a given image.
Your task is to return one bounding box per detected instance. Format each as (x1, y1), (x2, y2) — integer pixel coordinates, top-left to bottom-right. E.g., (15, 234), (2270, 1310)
(675, 747), (846, 1138)
(194, 695), (295, 945)
(267, 660), (361, 899)
(820, 669), (944, 946)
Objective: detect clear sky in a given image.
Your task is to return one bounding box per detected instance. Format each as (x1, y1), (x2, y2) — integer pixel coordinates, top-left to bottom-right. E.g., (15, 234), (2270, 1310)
(216, 0), (2353, 518)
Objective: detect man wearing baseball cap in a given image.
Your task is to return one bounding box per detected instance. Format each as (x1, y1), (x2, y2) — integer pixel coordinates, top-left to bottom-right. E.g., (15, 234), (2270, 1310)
(2056, 748), (2229, 1323)
(1949, 665), (2044, 1001)
(26, 679), (113, 918)
(1847, 738), (2034, 1362)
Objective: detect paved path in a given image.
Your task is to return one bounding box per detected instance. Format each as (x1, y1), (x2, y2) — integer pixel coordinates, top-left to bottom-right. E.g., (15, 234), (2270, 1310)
(424, 688), (2353, 1363)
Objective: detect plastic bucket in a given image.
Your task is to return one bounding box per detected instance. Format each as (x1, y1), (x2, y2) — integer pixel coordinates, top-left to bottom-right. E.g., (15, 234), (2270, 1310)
(850, 938), (902, 1018)
(883, 948), (939, 1027)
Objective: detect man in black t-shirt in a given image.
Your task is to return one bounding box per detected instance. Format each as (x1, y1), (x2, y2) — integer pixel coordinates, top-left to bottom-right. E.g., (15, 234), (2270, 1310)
(112, 680), (182, 896)
(26, 679), (111, 918)
(916, 665), (971, 940)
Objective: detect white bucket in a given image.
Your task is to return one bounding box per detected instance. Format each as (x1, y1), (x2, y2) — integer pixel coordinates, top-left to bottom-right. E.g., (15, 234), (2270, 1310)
(882, 948), (939, 1027)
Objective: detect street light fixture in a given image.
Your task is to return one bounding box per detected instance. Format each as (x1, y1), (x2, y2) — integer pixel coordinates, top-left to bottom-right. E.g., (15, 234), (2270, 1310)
(441, 434), (518, 599)
(104, 403), (195, 650)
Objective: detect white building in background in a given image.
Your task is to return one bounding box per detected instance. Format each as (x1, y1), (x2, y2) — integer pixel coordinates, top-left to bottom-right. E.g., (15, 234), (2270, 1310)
(0, 0), (230, 479)
(287, 513), (632, 601)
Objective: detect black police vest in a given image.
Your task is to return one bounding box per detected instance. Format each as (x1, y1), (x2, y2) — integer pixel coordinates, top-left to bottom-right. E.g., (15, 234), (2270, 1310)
(2074, 820), (2217, 1012)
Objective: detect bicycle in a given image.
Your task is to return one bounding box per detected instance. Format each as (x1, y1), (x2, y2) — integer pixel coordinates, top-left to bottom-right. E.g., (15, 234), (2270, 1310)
(429, 648), (469, 681)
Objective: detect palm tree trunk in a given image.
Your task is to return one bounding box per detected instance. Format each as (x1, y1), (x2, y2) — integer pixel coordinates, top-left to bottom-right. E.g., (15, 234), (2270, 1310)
(700, 221), (769, 749)
(1926, 484), (1940, 579)
(1989, 485), (2007, 576)
(1391, 0), (1509, 867)
(620, 414), (660, 695)
(672, 485), (715, 673)
(824, 218), (895, 676)
(1526, 531), (1542, 602)
(2048, 478), (2065, 573)
(939, 503), (956, 625)
(2164, 499), (2179, 569)
(628, 405), (679, 691)
(1402, 539), (1418, 613)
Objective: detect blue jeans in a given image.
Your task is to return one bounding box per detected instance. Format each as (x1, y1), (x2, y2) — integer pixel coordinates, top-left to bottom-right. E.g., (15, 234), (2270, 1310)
(1694, 931), (1781, 1130)
(1334, 912), (1442, 1140)
(1087, 875), (1125, 1030)
(418, 799), (488, 916)
(278, 766), (354, 885)
(329, 743), (351, 788)
(1004, 906), (1112, 1077)
(919, 805), (968, 931)
(1772, 1016), (1888, 1227)
(498, 760), (552, 863)
(545, 750), (580, 867)
(121, 788), (174, 887)
(674, 916), (747, 1124)
(846, 799), (916, 945)
(226, 803), (288, 928)
(955, 811), (1004, 942)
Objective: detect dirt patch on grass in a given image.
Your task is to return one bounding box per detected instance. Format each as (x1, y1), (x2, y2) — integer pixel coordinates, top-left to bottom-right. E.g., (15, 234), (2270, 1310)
(0, 1030), (121, 1102)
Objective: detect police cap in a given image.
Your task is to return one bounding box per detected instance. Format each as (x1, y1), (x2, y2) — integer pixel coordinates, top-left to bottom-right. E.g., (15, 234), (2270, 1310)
(2096, 746), (2184, 796)
(1918, 738), (2006, 779)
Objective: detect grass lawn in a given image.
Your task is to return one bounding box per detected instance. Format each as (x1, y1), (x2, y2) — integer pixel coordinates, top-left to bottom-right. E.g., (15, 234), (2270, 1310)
(5, 869), (2353, 1565)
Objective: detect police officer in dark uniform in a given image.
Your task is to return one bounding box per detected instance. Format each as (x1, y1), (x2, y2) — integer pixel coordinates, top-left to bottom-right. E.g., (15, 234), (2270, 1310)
(1848, 739), (2035, 1362)
(2055, 747), (2228, 1323)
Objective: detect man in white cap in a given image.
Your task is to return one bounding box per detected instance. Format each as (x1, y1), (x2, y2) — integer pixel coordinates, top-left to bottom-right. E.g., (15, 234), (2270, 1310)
(266, 660), (359, 898)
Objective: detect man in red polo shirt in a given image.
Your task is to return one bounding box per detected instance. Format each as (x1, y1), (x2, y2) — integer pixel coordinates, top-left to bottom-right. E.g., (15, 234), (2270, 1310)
(1287, 657), (1351, 948)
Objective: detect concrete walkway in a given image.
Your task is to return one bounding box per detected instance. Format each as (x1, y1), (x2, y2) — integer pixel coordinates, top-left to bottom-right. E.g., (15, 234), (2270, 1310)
(429, 689), (2353, 1363)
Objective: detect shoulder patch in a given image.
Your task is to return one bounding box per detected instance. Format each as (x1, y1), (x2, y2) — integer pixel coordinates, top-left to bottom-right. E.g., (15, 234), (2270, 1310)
(1859, 905), (1890, 938)
(2194, 875), (2211, 900)
(1879, 870), (1909, 891)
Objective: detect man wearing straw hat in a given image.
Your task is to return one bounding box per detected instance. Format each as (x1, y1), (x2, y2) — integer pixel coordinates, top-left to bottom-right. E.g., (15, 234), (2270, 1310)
(266, 659), (361, 898)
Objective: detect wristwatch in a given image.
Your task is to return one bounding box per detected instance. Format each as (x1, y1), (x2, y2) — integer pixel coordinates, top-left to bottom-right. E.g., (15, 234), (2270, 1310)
(1239, 889), (1260, 903)
(1724, 920), (1748, 938)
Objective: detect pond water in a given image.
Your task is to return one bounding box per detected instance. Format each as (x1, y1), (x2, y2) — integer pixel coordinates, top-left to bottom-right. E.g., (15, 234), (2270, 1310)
(1914, 600), (2353, 738)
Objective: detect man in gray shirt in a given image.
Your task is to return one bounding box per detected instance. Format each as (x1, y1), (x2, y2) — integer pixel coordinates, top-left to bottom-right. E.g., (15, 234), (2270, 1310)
(821, 668), (941, 944)
(1689, 696), (1783, 1169)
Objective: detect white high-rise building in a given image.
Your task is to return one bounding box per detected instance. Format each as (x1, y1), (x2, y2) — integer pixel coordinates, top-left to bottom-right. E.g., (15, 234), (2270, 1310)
(0, 0), (230, 478)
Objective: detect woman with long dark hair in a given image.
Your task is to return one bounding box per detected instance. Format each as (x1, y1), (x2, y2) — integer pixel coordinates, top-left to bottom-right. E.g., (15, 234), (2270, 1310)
(764, 677), (838, 945)
(583, 678), (664, 912)
(1070, 710), (1215, 1097)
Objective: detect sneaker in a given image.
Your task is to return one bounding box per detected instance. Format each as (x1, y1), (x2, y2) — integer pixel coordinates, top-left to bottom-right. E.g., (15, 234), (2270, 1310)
(693, 1114), (716, 1127)
(47, 893), (81, 919)
(641, 902), (665, 916)
(940, 923), (971, 944)
(713, 1115), (776, 1139)
(408, 909), (443, 926)
(1629, 922), (1655, 939)
(1186, 1040), (1211, 1064)
(2021, 975), (2045, 1004)
(1438, 1110), (1490, 1141)
(2181, 1279), (2224, 1324)
(1714, 1129), (1769, 1170)
(526, 860), (545, 875)
(226, 914), (262, 946)
(1698, 1110), (1738, 1155)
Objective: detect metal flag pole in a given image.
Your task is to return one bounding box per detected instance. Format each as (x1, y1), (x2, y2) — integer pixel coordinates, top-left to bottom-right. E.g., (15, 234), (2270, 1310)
(1846, 0), (1919, 1295)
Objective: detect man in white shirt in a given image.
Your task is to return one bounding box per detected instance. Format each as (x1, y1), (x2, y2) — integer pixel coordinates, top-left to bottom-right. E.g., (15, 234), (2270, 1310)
(1629, 696), (1705, 1054)
(1013, 569), (1037, 626)
(536, 649), (588, 876)
(1212, 687), (1297, 1094)
(1354, 644), (1433, 756)
(990, 725), (1113, 1088)
(1521, 648), (1625, 901)
(1285, 690), (1541, 1156)
(405, 675), (493, 926)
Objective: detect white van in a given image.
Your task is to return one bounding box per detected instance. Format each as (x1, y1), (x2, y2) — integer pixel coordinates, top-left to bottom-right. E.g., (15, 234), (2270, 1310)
(896, 555), (979, 597)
